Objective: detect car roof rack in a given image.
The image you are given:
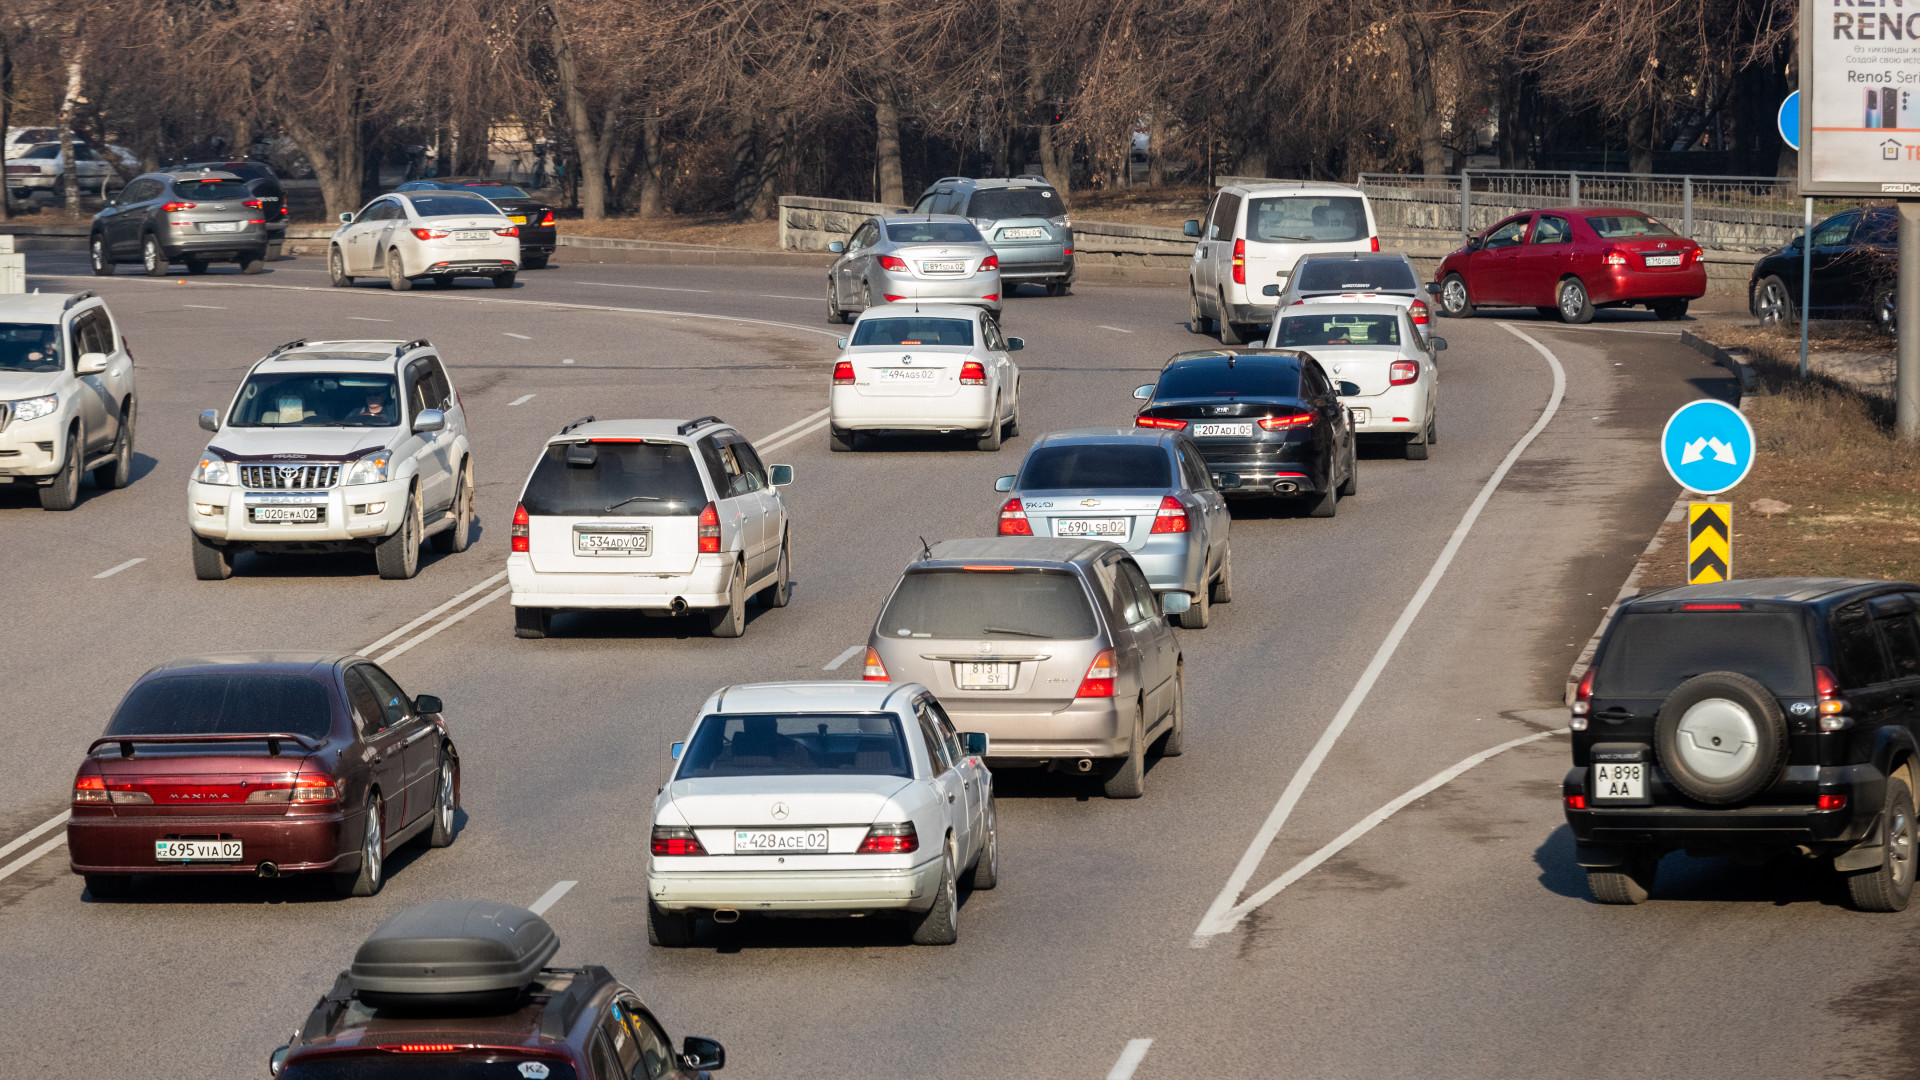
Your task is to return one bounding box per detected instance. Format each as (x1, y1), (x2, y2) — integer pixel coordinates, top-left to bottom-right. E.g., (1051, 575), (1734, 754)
(1012, 174), (1050, 184)
(61, 291), (95, 311)
(558, 415), (596, 435)
(265, 338), (308, 357)
(677, 415), (723, 436)
(394, 338), (431, 357)
(934, 176), (968, 185)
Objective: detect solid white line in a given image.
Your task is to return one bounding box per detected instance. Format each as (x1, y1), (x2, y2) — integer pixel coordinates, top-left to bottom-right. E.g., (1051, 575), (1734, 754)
(503, 332), (532, 340)
(181, 304), (226, 310)
(529, 880), (577, 915)
(574, 281), (714, 294)
(758, 293), (818, 301)
(0, 813), (68, 862)
(360, 571), (509, 655)
(347, 316), (393, 322)
(756, 407), (832, 447)
(92, 557), (145, 579)
(1190, 321), (1567, 943)
(0, 835), (65, 884)
(1106, 1039), (1153, 1080)
(1096, 325), (1133, 333)
(823, 645), (864, 671)
(756, 416), (831, 455)
(374, 585), (510, 664)
(508, 394), (536, 407)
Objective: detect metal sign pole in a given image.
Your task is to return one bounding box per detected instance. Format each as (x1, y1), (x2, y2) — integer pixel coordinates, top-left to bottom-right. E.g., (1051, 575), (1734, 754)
(1901, 201), (1920, 439)
(1801, 197), (1812, 380)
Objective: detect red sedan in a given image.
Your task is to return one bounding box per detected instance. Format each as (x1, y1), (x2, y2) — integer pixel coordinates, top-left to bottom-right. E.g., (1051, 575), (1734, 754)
(1431, 207), (1705, 323)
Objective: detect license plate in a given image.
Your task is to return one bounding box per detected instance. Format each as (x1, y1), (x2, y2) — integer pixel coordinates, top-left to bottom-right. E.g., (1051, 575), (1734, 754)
(955, 661), (1016, 690)
(575, 528), (651, 555)
(250, 505), (321, 523)
(454, 230), (489, 241)
(1054, 517), (1127, 538)
(1592, 762), (1645, 801)
(734, 829), (829, 853)
(1643, 253), (1682, 267)
(1349, 408), (1371, 425)
(877, 368), (938, 382)
(509, 215), (527, 224)
(1193, 423), (1253, 437)
(155, 839), (242, 862)
(921, 260), (965, 274)
(1001, 227), (1046, 239)
(199, 221), (239, 233)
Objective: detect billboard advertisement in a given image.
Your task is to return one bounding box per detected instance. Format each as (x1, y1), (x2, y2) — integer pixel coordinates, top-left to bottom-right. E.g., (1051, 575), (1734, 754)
(1801, 0), (1920, 195)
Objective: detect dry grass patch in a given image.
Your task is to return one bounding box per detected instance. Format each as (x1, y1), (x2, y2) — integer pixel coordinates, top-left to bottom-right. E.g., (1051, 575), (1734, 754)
(556, 215), (779, 249)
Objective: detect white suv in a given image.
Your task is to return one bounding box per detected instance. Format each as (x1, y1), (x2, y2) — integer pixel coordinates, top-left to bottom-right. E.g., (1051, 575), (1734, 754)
(188, 339), (474, 580)
(1185, 181), (1381, 345)
(507, 416), (794, 639)
(0, 290), (137, 510)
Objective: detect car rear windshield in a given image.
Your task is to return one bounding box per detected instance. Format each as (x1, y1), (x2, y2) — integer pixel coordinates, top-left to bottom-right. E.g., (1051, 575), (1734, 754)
(677, 713), (913, 779)
(1294, 258), (1416, 293)
(1276, 313), (1401, 347)
(521, 441), (706, 516)
(1584, 213), (1677, 239)
(1595, 611), (1813, 698)
(851, 318), (974, 347)
(283, 1060), (579, 1080)
(173, 179), (252, 200)
(465, 183), (530, 198)
(1247, 196), (1368, 243)
(0, 322), (61, 373)
(1018, 444), (1172, 490)
(887, 222), (983, 244)
(964, 187), (1061, 220)
(106, 673), (334, 741)
(229, 373), (400, 427)
(408, 193), (492, 217)
(1154, 360), (1300, 399)
(879, 568), (1099, 640)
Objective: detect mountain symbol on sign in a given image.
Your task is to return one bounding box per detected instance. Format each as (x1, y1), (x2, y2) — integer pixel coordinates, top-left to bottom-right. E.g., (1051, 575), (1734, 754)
(1680, 436), (1738, 466)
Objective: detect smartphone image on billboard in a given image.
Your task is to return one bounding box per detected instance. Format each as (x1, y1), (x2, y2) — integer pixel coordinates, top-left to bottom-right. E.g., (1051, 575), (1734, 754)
(1905, 90), (1920, 129)
(1884, 88), (1901, 128)
(1868, 89), (1881, 128)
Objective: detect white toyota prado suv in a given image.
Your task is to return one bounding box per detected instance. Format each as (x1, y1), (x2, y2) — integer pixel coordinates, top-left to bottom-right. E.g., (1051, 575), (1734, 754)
(188, 338), (474, 580)
(0, 290), (138, 510)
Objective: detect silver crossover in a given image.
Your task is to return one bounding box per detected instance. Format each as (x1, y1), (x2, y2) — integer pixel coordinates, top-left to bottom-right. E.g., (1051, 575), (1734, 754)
(827, 215), (1003, 321)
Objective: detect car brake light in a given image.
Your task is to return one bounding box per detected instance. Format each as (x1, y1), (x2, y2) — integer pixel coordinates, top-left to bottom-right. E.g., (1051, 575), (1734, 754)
(1603, 246), (1630, 267)
(289, 773), (340, 804)
(651, 826), (707, 856)
(1077, 649), (1117, 698)
(511, 503), (530, 552)
(1682, 603), (1743, 611)
(1258, 413), (1312, 430)
(698, 502), (721, 553)
(960, 361), (987, 385)
(242, 199), (262, 209)
(412, 227), (450, 240)
(1564, 794), (1587, 810)
(1818, 793), (1848, 810)
(1389, 360), (1420, 386)
(1815, 665), (1850, 730)
(1062, 248), (1072, 256)
(1409, 300), (1429, 326)
(998, 497), (1032, 536)
(878, 255), (909, 272)
(1136, 416), (1187, 431)
(495, 225), (518, 237)
(884, 294), (906, 302)
(863, 647), (890, 682)
(1150, 495), (1188, 533)
(382, 1045), (463, 1054)
(1370, 236), (1380, 252)
(1570, 667), (1595, 728)
(1231, 238), (1246, 286)
(73, 774), (108, 804)
(858, 822), (918, 853)
(541, 210), (555, 226)
(160, 202), (196, 212)
(980, 255), (999, 271)
(833, 360), (855, 385)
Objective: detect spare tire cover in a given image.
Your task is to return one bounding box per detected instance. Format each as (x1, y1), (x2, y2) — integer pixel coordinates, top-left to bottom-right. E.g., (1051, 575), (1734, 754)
(1654, 671), (1789, 805)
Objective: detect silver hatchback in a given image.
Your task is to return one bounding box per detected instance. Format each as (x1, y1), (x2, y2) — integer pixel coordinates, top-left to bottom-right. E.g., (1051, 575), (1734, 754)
(993, 429), (1233, 629)
(863, 537), (1189, 799)
(827, 215), (1004, 321)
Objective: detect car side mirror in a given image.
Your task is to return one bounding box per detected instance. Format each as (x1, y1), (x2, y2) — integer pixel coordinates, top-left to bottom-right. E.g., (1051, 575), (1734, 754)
(963, 731), (989, 756)
(828, 241), (845, 253)
(836, 337), (847, 350)
(1212, 472), (1242, 490)
(105, 196), (119, 208)
(1261, 284), (1279, 297)
(1424, 281), (1442, 296)
(1466, 236), (1484, 252)
(412, 408), (445, 433)
(1133, 384), (1154, 400)
(413, 694), (443, 715)
(77, 351), (109, 375)
(681, 1036), (725, 1071)
(199, 409), (220, 432)
(1006, 337), (1023, 351)
(270, 1045), (290, 1076)
(994, 474), (1016, 492)
(1160, 592), (1193, 615)
(1183, 219), (1201, 237)
(1431, 337), (1447, 351)
(768, 464), (793, 486)
(671, 741), (685, 761)
(338, 212), (354, 224)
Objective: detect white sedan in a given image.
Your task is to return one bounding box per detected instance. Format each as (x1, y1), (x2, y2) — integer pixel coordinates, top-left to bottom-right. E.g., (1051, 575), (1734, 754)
(327, 189), (520, 291)
(1270, 301), (1442, 459)
(647, 680), (998, 946)
(827, 303), (1022, 452)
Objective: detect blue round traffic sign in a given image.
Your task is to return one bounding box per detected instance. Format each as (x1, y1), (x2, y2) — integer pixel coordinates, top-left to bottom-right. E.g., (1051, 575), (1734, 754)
(1661, 399), (1755, 494)
(1778, 91), (1800, 152)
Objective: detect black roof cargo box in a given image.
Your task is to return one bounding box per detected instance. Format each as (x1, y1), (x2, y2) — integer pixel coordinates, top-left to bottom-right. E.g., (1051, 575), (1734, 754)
(350, 900), (560, 1010)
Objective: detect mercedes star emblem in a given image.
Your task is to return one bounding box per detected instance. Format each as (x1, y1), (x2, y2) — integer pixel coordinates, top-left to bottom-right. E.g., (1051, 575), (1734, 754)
(771, 801), (790, 820)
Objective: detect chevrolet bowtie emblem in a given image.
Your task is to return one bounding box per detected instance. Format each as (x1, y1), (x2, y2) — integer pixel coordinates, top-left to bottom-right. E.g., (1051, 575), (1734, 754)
(1081, 498), (1100, 506)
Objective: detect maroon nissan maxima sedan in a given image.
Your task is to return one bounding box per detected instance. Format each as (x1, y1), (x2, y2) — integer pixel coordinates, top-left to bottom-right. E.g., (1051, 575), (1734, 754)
(67, 652), (460, 899)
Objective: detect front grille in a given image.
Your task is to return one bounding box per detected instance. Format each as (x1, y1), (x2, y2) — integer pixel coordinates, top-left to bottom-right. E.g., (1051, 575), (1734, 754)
(240, 463), (340, 489)
(0, 402), (10, 432)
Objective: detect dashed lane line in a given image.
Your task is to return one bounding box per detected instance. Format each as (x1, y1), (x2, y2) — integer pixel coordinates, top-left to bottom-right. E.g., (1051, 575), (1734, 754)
(1107, 1039), (1153, 1080)
(0, 836), (65, 885)
(503, 332), (532, 340)
(508, 394), (536, 407)
(529, 880), (577, 915)
(823, 645), (864, 671)
(181, 304), (226, 310)
(1096, 325), (1133, 333)
(0, 813), (67, 862)
(92, 558), (145, 579)
(574, 281), (714, 294)
(347, 316), (393, 322)
(373, 586), (511, 666)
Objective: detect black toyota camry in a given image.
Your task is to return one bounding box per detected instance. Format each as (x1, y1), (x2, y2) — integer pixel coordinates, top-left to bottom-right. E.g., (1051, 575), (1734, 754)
(396, 177), (557, 269)
(1132, 348), (1356, 517)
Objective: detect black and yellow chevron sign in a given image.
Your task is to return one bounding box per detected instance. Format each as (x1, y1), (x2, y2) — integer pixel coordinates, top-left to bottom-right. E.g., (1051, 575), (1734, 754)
(1688, 502), (1731, 584)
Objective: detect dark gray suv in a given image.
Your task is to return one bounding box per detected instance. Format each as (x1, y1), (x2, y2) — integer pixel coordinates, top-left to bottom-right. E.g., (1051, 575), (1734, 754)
(90, 169), (269, 276)
(911, 176), (1074, 295)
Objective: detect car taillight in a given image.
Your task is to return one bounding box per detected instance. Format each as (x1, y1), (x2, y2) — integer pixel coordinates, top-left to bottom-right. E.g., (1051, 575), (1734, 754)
(1818, 793), (1848, 810)
(698, 502), (721, 553)
(998, 497), (1032, 536)
(651, 826), (707, 856)
(381, 1045), (463, 1054)
(1603, 246), (1630, 267)
(1370, 236), (1380, 252)
(511, 503), (530, 552)
(858, 822), (918, 853)
(1815, 665), (1851, 731)
(863, 647), (890, 682)
(1077, 649), (1117, 698)
(1685, 246), (1701, 266)
(1564, 794), (1587, 810)
(289, 773), (340, 804)
(1150, 495), (1188, 533)
(878, 255), (909, 272)
(73, 775), (108, 804)
(1258, 413), (1312, 430)
(412, 227), (450, 240)
(980, 293), (999, 302)
(1390, 360), (1420, 386)
(1409, 300), (1429, 326)
(1231, 238), (1246, 285)
(833, 360), (855, 385)
(495, 225), (519, 237)
(980, 255), (999, 271)
(1570, 667), (1595, 728)
(884, 294), (907, 302)
(160, 202), (196, 212)
(540, 210), (555, 226)
(242, 199), (262, 209)
(960, 361), (987, 385)
(1136, 416), (1187, 431)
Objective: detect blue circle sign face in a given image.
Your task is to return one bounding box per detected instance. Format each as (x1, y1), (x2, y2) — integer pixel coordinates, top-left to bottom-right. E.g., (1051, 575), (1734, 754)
(1661, 399), (1755, 494)
(1779, 91), (1800, 152)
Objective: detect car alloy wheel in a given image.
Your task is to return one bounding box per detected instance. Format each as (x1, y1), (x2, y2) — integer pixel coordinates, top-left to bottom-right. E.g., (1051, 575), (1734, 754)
(142, 235), (166, 277)
(329, 247), (352, 287)
(1756, 280), (1791, 325)
(90, 236), (112, 276)
(1442, 274), (1471, 317)
(429, 757), (457, 848)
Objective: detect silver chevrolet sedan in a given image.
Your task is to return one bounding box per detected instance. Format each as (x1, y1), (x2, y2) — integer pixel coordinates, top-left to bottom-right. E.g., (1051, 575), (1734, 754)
(992, 429), (1234, 628)
(827, 215), (1004, 321)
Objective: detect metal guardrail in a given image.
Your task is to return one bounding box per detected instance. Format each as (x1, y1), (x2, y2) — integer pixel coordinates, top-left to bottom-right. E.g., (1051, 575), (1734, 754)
(1358, 170), (1803, 239)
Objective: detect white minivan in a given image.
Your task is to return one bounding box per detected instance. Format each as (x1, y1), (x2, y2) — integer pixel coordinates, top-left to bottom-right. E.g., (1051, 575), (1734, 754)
(1185, 182), (1381, 345)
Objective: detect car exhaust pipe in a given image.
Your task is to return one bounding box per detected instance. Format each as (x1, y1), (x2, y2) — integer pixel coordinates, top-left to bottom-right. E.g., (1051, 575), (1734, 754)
(711, 908), (741, 923)
(669, 597), (688, 615)
(1076, 758), (1094, 773)
(256, 861), (279, 878)
(1272, 480), (1299, 495)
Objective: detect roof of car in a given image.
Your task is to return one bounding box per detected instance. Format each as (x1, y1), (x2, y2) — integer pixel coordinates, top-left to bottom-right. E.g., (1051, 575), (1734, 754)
(1294, 252), (1415, 263)
(1165, 347), (1308, 366)
(1228, 180), (1365, 196)
(855, 302), (983, 321)
(1276, 300), (1411, 316)
(142, 652), (353, 678)
(255, 340), (428, 369)
(922, 536), (1115, 566)
(297, 966), (611, 1058)
(162, 169), (245, 183)
(878, 213), (976, 225)
(0, 291), (90, 323)
(1035, 428), (1176, 446)
(711, 680), (916, 715)
(929, 176), (1057, 190)
(1628, 578), (1901, 607)
(547, 418), (731, 442)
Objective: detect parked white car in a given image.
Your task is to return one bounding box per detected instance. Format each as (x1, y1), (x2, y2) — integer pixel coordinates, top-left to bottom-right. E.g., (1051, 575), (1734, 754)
(647, 680), (997, 947)
(1270, 301), (1441, 459)
(828, 303), (1022, 452)
(3, 143), (133, 198)
(328, 189), (520, 290)
(0, 291), (137, 510)
(1185, 181), (1381, 345)
(506, 416), (793, 639)
(188, 339), (475, 579)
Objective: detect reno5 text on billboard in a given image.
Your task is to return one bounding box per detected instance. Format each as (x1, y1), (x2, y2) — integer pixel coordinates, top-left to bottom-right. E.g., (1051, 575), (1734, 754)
(1802, 0), (1920, 194)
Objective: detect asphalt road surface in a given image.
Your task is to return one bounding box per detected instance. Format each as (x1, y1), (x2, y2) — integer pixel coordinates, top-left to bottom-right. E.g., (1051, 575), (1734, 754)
(0, 250), (1897, 1080)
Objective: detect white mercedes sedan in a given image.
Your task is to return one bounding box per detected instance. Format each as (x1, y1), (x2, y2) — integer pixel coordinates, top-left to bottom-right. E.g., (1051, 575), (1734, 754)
(648, 681), (997, 946)
(827, 304), (1022, 452)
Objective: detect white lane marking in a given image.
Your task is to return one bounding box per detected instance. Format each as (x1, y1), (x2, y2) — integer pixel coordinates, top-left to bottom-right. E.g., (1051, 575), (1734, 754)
(759, 293), (819, 301)
(756, 407), (831, 447)
(756, 415), (830, 455)
(1212, 729), (1566, 929)
(508, 394), (536, 407)
(562, 358), (575, 365)
(529, 880), (577, 915)
(1191, 321), (1567, 943)
(348, 316), (393, 322)
(1107, 1039), (1153, 1080)
(503, 332), (531, 340)
(1534, 323), (1683, 337)
(374, 585), (510, 665)
(824, 645), (864, 671)
(92, 558), (145, 579)
(181, 304), (226, 310)
(360, 571), (509, 655)
(1097, 325), (1133, 333)
(0, 835), (65, 884)
(0, 813), (68, 862)
(575, 281), (714, 294)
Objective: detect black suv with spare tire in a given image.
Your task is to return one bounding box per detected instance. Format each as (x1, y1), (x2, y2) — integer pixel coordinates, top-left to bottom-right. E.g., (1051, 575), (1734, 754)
(1565, 578), (1920, 910)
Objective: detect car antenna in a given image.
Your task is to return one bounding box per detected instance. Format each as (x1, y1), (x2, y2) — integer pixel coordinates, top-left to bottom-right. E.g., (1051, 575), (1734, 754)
(918, 535), (933, 561)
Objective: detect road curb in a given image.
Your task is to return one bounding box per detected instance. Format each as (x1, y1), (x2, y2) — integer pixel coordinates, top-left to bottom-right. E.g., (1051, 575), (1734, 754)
(1680, 329), (1760, 395)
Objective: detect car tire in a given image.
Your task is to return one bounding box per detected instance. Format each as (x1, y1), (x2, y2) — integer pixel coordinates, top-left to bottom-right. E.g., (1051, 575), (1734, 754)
(1210, 545), (1232, 605)
(1755, 275), (1795, 325)
(1845, 775), (1917, 912)
(1339, 439), (1360, 492)
(514, 607), (553, 639)
(190, 533), (234, 580)
(1159, 667), (1186, 757)
(1653, 671), (1789, 805)
(1871, 287), (1898, 335)
(429, 460), (473, 554)
(1177, 582), (1210, 629)
(1556, 277), (1595, 324)
(648, 900), (696, 947)
(1427, 414), (1438, 445)
(862, 282), (876, 313)
(1217, 295), (1246, 345)
(1188, 285), (1213, 334)
(493, 272), (516, 289)
(826, 277), (846, 324)
(756, 531), (792, 608)
(39, 427), (81, 511)
(94, 401), (134, 490)
(1652, 299), (1688, 321)
(386, 249), (412, 291)
(828, 425), (855, 452)
(708, 560), (747, 638)
(962, 795), (999, 890)
(523, 254), (549, 270)
(1004, 392), (1020, 439)
(1404, 432), (1429, 460)
(1306, 483), (1337, 518)
(141, 234), (167, 277)
(239, 250), (266, 274)
(373, 488), (422, 580)
(89, 234), (114, 276)
(1103, 708), (1147, 799)
(336, 796), (385, 898)
(976, 397), (1003, 452)
(428, 754), (458, 848)
(328, 246), (353, 287)
(908, 841), (960, 945)
(1586, 850), (1660, 905)
(1440, 273), (1474, 318)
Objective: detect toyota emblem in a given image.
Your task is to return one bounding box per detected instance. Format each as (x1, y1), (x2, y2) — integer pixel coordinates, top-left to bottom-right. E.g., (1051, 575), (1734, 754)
(770, 802), (790, 820)
(279, 466), (302, 483)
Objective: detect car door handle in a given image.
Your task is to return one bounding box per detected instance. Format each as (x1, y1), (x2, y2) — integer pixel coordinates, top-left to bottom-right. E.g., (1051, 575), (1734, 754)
(403, 727), (433, 746)
(948, 793), (956, 803)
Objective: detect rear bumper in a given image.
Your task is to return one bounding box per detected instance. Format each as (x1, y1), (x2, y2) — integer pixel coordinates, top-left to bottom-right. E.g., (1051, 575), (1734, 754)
(1199, 446), (1329, 497)
(1130, 540), (1205, 595)
(67, 811), (353, 875)
(943, 698), (1132, 760)
(160, 227), (269, 257)
(1563, 763), (1881, 850)
(830, 385), (995, 431)
(507, 550), (738, 610)
(874, 274), (1003, 307)
(1592, 266), (1708, 304)
(992, 243), (1073, 281)
(1224, 301), (1277, 326)
(648, 858), (945, 913)
(1346, 384), (1428, 435)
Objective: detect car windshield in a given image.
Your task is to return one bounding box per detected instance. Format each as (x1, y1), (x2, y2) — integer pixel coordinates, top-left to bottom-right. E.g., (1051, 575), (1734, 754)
(173, 179), (252, 200)
(465, 184), (530, 198)
(520, 441), (706, 516)
(677, 713), (913, 779)
(885, 222), (983, 244)
(0, 322), (61, 373)
(879, 568), (1099, 640)
(1294, 259), (1416, 293)
(1277, 313), (1402, 347)
(407, 193), (492, 217)
(1018, 444), (1172, 490)
(106, 673), (334, 741)
(1247, 196), (1368, 243)
(228, 373), (401, 428)
(1584, 213), (1677, 239)
(1154, 360), (1300, 399)
(283, 1059), (579, 1080)
(1595, 611), (1813, 698)
(851, 318), (974, 347)
(965, 187), (1061, 220)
